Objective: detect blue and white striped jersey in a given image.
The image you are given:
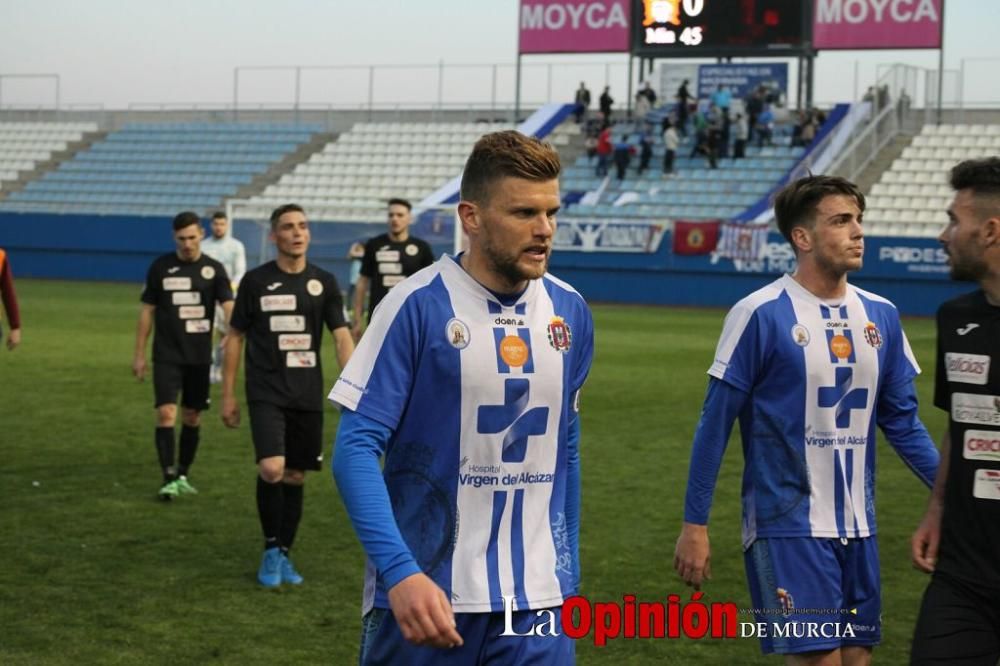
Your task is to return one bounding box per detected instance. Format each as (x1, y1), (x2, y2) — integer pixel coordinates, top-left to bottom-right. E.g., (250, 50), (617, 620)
(708, 275), (932, 548)
(329, 255), (594, 613)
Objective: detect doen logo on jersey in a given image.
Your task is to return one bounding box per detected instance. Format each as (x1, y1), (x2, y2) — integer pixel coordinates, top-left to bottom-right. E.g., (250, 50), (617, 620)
(445, 318), (470, 350)
(547, 317), (572, 352)
(307, 279), (323, 296)
(791, 324), (810, 346)
(201, 265), (215, 280)
(863, 322), (882, 349)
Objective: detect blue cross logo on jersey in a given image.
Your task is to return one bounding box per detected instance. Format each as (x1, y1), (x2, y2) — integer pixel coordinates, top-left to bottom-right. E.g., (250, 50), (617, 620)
(818, 367), (869, 428)
(477, 379), (549, 463)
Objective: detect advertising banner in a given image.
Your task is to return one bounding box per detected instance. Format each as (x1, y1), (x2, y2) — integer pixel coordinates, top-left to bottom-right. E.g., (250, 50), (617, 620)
(697, 63), (788, 101)
(813, 0), (943, 50)
(519, 0), (631, 54)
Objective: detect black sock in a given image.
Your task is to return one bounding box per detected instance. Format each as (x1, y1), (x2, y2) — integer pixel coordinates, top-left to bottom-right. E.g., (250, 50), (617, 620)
(279, 483), (304, 553)
(155, 427), (175, 481)
(256, 476), (283, 551)
(177, 425), (199, 477)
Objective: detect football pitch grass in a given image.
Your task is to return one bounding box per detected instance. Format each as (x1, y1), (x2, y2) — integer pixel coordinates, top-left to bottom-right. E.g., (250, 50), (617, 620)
(1, 278), (946, 665)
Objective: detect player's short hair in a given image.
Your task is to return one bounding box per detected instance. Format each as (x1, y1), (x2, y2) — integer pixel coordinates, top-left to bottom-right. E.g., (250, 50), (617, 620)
(950, 158), (1000, 216)
(211, 210), (227, 221)
(172, 211), (200, 232)
(460, 130), (561, 205)
(269, 203), (305, 229)
(774, 175), (865, 245)
(387, 198), (412, 212)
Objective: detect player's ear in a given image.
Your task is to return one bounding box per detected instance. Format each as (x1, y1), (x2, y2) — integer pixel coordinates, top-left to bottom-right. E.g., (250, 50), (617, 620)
(983, 215), (1000, 248)
(457, 201), (480, 236)
(790, 224), (812, 254)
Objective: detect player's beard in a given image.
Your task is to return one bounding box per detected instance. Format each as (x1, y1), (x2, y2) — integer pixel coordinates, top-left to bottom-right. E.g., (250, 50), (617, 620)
(948, 248), (988, 282)
(480, 231), (548, 290)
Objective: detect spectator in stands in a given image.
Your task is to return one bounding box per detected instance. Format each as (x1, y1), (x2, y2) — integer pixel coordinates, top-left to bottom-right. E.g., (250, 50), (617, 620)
(897, 89), (912, 126)
(201, 211), (246, 384)
(640, 81), (657, 107)
(800, 114), (818, 147)
(634, 90), (651, 123)
(599, 86), (614, 122)
(690, 107), (708, 158)
(637, 130), (654, 176)
(877, 85), (890, 112)
(733, 113), (748, 159)
(613, 136), (635, 181)
(595, 125), (613, 177)
(711, 86), (732, 121)
(745, 86), (765, 144)
(573, 82), (591, 124)
(676, 79), (692, 136)
(346, 241), (365, 323)
(756, 105), (775, 147)
(352, 198), (434, 340)
(705, 112), (721, 170)
(0, 248), (21, 351)
(662, 119), (678, 176)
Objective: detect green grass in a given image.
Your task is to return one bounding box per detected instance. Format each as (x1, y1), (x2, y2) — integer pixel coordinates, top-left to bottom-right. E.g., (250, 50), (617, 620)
(0, 279), (945, 664)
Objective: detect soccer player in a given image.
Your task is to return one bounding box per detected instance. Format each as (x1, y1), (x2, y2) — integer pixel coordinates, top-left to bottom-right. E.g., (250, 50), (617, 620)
(673, 175), (940, 663)
(133, 212), (234, 500)
(221, 203), (353, 588)
(910, 158), (1000, 666)
(330, 131), (594, 664)
(0, 247), (22, 350)
(201, 211), (246, 384)
(351, 198), (434, 339)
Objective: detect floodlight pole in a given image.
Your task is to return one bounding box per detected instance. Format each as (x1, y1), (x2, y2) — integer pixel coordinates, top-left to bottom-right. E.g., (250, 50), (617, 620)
(936, 8), (946, 125)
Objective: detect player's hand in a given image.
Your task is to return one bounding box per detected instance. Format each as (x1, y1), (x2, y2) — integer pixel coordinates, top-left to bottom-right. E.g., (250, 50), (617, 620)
(911, 501), (942, 573)
(221, 395), (240, 428)
(674, 522), (712, 590)
(132, 355), (146, 381)
(6, 328), (20, 350)
(387, 573), (464, 649)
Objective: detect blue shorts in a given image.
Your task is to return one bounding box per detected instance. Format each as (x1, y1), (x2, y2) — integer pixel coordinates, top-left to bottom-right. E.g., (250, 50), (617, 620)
(744, 536), (881, 655)
(358, 606), (574, 665)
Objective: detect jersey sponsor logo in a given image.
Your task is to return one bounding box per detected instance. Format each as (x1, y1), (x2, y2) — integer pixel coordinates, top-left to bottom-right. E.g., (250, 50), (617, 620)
(946, 353), (990, 385)
(286, 351), (317, 368)
(547, 316), (572, 352)
(957, 322), (980, 336)
(494, 316), (526, 326)
(171, 291), (201, 305)
(167, 266), (180, 274)
(178, 305), (206, 320)
(973, 468), (1000, 500)
(964, 430), (1000, 461)
(266, 282), (282, 291)
(307, 279), (323, 296)
(379, 262), (403, 275)
(863, 322), (882, 349)
(573, 388), (582, 413)
(477, 378), (549, 463)
(201, 265), (216, 280)
(952, 393), (1000, 427)
(278, 333), (312, 351)
(269, 315), (305, 332)
(499, 335), (530, 367)
(375, 249), (400, 263)
(185, 319), (211, 333)
(382, 275), (405, 288)
(261, 294), (296, 312)
(445, 318), (470, 349)
(825, 321), (849, 329)
(791, 324), (810, 346)
(818, 367), (869, 428)
(804, 428), (869, 447)
(829, 334), (853, 360)
(405, 244), (419, 256)
(163, 277), (192, 291)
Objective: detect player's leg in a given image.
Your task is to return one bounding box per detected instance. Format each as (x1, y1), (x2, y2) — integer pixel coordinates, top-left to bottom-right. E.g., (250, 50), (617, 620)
(359, 609), (487, 665)
(152, 362), (182, 500)
(277, 408), (323, 584)
(910, 574), (1000, 665)
(175, 364), (210, 494)
(248, 401), (287, 587)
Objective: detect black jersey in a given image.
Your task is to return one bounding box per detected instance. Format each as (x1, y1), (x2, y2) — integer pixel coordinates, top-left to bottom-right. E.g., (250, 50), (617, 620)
(933, 289), (1000, 591)
(141, 253), (233, 365)
(230, 261), (347, 411)
(360, 233), (434, 319)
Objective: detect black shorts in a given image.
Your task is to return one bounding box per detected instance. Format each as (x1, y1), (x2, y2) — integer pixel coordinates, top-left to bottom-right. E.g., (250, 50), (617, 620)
(153, 362), (210, 410)
(911, 573), (1000, 665)
(248, 401), (323, 471)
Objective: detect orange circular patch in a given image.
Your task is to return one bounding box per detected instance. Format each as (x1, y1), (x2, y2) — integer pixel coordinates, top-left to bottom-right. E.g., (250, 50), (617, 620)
(499, 336), (529, 367)
(830, 335), (853, 359)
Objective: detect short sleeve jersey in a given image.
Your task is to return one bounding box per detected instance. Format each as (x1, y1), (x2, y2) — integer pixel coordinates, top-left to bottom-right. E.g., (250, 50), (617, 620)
(709, 275), (921, 548)
(360, 233), (434, 319)
(230, 261), (347, 411)
(933, 290), (1000, 591)
(140, 253), (233, 365)
(329, 255), (595, 613)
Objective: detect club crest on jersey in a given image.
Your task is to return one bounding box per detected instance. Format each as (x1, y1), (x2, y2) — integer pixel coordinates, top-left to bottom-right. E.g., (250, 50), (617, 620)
(863, 322), (883, 349)
(791, 324), (810, 346)
(405, 244), (419, 256)
(547, 316), (572, 352)
(201, 265), (215, 280)
(307, 279), (323, 296)
(445, 318), (470, 350)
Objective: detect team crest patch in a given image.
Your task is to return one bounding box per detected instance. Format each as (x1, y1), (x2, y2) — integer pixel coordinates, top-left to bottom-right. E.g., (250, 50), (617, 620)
(791, 324), (810, 347)
(547, 316), (572, 352)
(445, 318), (470, 350)
(405, 244), (419, 256)
(201, 265), (215, 280)
(307, 279), (323, 296)
(863, 322), (883, 349)
(777, 588), (795, 614)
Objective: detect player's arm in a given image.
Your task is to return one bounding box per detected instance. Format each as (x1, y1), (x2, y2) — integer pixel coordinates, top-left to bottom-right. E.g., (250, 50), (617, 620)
(221, 327), (244, 428)
(332, 409), (462, 649)
(331, 325), (354, 369)
(876, 378), (940, 488)
(352, 275), (369, 337)
(565, 412), (582, 591)
(912, 429), (950, 573)
(132, 304), (155, 380)
(0, 255), (22, 350)
(674, 377), (748, 590)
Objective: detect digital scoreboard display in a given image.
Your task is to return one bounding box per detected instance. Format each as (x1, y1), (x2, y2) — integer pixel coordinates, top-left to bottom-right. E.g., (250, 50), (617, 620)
(633, 0), (807, 57)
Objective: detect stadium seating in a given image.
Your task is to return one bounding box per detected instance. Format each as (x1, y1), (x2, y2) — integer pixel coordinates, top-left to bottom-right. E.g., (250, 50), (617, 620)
(0, 122), (321, 217)
(864, 123), (999, 237)
(0, 122), (97, 191)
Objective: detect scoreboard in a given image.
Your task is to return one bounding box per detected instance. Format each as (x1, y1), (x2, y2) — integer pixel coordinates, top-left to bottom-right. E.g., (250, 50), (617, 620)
(632, 0), (807, 57)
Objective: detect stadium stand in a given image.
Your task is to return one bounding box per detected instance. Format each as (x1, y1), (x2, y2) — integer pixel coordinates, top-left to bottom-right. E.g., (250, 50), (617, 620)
(0, 122), (323, 217)
(863, 123), (1000, 237)
(0, 122), (98, 192)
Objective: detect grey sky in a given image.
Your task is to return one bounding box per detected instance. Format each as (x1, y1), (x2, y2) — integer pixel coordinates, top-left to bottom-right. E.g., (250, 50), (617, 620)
(0, 0), (997, 110)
